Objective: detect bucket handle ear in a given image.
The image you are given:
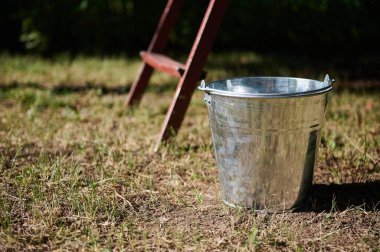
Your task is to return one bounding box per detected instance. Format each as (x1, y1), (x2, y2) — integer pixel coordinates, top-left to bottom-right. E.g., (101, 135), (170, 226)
(198, 80), (212, 105)
(198, 80), (208, 91)
(324, 74), (335, 86)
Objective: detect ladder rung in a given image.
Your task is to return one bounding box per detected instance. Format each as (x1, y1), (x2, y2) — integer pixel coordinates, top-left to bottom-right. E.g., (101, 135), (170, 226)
(140, 51), (185, 78)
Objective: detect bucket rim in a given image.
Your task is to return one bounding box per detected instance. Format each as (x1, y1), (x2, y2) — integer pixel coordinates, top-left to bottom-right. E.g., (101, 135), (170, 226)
(198, 75), (333, 98)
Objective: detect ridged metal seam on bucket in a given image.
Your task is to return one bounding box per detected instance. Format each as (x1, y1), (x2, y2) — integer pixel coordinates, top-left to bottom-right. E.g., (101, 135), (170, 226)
(199, 75), (333, 211)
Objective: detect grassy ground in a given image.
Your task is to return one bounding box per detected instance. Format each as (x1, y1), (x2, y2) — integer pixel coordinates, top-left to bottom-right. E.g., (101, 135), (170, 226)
(0, 52), (379, 251)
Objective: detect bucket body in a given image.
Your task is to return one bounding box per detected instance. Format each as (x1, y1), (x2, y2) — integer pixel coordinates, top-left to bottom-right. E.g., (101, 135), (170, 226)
(199, 76), (333, 211)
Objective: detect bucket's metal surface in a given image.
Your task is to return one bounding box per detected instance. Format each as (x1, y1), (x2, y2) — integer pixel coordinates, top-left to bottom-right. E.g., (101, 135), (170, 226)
(199, 75), (333, 211)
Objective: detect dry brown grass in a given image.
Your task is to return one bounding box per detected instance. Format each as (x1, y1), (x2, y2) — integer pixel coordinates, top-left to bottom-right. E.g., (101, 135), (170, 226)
(0, 53), (379, 251)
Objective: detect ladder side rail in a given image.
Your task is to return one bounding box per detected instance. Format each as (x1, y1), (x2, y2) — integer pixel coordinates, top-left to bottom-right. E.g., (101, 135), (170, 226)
(125, 0), (185, 108)
(156, 0), (229, 149)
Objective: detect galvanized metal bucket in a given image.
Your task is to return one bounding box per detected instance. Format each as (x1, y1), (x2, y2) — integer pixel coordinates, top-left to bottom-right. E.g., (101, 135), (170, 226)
(199, 75), (334, 211)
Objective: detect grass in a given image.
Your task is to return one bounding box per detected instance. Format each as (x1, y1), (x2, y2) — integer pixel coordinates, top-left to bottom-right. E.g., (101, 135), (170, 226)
(0, 52), (379, 250)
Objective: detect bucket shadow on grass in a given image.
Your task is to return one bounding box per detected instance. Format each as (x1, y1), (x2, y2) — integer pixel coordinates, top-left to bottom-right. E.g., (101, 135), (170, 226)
(301, 181), (380, 212)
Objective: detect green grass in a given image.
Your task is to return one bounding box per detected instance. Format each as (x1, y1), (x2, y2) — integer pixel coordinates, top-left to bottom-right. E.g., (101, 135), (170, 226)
(0, 52), (379, 250)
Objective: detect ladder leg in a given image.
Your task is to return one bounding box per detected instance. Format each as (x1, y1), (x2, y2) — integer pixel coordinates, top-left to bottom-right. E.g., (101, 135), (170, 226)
(125, 65), (153, 108)
(155, 0), (229, 150)
(125, 0), (184, 109)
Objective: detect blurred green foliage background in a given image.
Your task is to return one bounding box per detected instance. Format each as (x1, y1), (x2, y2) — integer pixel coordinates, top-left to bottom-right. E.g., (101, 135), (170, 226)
(1, 0), (379, 56)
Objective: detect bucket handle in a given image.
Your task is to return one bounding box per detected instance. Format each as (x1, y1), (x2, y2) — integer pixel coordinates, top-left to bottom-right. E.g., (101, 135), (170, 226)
(200, 76), (335, 91)
(198, 76), (334, 102)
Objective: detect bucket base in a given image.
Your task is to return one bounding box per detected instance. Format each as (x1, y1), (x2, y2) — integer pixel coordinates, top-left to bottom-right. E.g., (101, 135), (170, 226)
(222, 198), (310, 213)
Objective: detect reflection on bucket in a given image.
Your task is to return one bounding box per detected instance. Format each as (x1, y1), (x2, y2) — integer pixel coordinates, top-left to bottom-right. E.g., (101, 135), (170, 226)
(199, 75), (333, 211)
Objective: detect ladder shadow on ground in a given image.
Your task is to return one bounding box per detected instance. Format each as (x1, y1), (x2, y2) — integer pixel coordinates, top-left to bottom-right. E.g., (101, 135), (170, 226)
(0, 81), (177, 95)
(302, 181), (380, 212)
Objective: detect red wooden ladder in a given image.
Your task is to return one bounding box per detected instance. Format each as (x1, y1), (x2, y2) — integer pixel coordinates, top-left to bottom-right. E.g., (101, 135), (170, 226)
(125, 0), (228, 150)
